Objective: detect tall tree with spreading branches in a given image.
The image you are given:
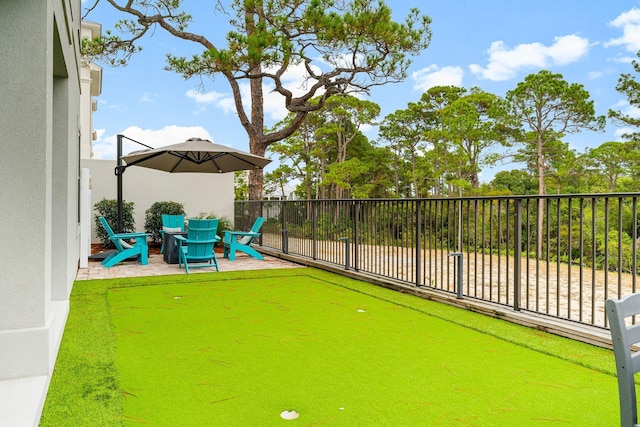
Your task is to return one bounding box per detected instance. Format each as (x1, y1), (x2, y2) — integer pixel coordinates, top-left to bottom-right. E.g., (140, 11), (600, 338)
(586, 142), (628, 192)
(506, 70), (605, 256)
(507, 70), (605, 198)
(83, 0), (432, 200)
(410, 86), (466, 196)
(441, 88), (516, 189)
(379, 107), (426, 197)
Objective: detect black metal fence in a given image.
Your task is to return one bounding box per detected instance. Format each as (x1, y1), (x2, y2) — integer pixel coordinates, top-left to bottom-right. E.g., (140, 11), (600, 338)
(236, 194), (640, 329)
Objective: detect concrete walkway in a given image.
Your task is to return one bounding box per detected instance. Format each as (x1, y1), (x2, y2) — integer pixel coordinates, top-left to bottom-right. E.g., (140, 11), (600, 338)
(76, 251), (302, 280)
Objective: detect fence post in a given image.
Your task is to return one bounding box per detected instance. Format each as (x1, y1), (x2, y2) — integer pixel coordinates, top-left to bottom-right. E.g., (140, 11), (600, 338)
(281, 230), (289, 254)
(416, 200), (422, 287)
(338, 237), (350, 270)
(513, 199), (522, 311)
(457, 194), (463, 253)
(312, 201), (318, 260)
(281, 201), (288, 253)
(354, 201), (360, 272)
(448, 252), (463, 299)
(258, 200), (264, 245)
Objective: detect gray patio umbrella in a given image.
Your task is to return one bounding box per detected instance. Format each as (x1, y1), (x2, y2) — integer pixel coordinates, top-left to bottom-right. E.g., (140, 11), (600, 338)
(111, 135), (271, 234)
(121, 137), (271, 173)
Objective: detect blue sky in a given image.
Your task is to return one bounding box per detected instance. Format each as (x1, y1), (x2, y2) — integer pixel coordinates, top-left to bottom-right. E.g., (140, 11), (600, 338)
(85, 1), (640, 182)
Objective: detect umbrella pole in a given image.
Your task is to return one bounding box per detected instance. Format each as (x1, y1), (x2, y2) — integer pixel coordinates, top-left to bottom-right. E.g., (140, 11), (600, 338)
(116, 134), (124, 233)
(114, 135), (156, 233)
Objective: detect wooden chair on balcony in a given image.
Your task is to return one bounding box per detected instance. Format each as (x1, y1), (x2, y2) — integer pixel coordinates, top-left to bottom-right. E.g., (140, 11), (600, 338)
(606, 293), (640, 427)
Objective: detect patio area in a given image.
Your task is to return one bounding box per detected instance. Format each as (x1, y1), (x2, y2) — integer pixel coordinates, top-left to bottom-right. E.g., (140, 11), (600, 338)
(76, 250), (302, 280)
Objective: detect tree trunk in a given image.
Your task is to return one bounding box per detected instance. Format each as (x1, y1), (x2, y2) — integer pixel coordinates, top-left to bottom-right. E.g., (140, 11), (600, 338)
(393, 152), (400, 196)
(319, 158), (327, 199)
(248, 135), (265, 202)
(470, 171), (480, 189)
(305, 169), (313, 200)
(411, 152), (417, 198)
(248, 167), (264, 202)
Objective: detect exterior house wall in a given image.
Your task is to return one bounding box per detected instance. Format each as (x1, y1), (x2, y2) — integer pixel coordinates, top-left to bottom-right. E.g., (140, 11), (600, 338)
(0, 2), (235, 423)
(80, 21), (102, 159)
(82, 159), (235, 242)
(0, 1), (82, 425)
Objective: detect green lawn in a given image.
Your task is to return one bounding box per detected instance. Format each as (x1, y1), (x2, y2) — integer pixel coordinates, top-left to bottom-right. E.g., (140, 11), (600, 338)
(41, 268), (622, 426)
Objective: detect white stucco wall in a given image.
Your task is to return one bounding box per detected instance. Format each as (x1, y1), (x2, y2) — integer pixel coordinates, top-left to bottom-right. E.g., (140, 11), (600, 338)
(82, 159), (235, 242)
(0, 1), (82, 425)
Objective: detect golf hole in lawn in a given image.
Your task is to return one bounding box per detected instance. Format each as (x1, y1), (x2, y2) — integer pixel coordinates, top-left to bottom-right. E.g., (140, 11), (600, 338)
(108, 275), (618, 426)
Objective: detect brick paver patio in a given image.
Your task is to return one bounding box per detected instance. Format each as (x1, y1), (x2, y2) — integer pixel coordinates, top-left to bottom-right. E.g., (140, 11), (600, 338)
(76, 251), (302, 280)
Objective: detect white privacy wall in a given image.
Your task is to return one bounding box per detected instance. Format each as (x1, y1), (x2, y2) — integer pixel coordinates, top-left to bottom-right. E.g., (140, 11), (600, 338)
(82, 158), (235, 242)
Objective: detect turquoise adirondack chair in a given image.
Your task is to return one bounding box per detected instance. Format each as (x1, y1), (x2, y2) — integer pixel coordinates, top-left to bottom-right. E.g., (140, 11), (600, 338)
(223, 216), (266, 261)
(98, 217), (150, 268)
(159, 214), (185, 254)
(175, 218), (220, 273)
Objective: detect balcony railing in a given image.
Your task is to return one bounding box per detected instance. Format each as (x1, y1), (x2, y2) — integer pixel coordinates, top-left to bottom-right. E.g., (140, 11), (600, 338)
(236, 193), (640, 329)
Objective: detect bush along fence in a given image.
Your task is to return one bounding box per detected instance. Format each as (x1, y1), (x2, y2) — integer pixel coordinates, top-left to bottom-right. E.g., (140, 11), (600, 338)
(236, 193), (640, 329)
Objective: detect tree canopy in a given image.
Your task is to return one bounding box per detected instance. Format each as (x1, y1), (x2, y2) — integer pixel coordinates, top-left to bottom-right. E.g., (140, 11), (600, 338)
(84, 2), (640, 200)
(84, 0), (432, 199)
(506, 70), (605, 197)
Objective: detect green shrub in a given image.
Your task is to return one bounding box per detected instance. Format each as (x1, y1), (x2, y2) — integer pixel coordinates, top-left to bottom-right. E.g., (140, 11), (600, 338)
(194, 212), (232, 242)
(94, 198), (135, 248)
(144, 201), (186, 244)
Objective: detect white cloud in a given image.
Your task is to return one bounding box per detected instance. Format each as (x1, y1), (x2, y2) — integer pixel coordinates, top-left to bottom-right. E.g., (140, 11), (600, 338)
(411, 65), (464, 92)
(186, 89), (227, 104)
(217, 97), (237, 115)
(360, 123), (374, 135)
(470, 35), (590, 81)
(614, 127), (636, 139)
(545, 35), (590, 65)
(612, 99), (640, 119)
(140, 92), (158, 103)
(606, 8), (640, 52)
(587, 70), (603, 79)
(185, 89), (234, 114)
(262, 87), (289, 122)
(611, 55), (638, 64)
(91, 125), (213, 160)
